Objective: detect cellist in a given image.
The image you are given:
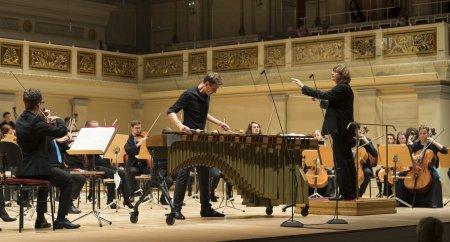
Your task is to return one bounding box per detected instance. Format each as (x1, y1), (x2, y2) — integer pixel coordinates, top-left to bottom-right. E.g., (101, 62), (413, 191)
(396, 125), (447, 208)
(356, 128), (378, 197)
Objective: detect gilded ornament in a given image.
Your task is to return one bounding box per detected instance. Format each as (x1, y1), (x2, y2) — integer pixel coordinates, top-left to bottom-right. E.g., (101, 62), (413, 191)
(213, 47), (257, 71)
(0, 43), (22, 67)
(29, 46), (70, 72)
(189, 52), (207, 74)
(292, 39), (344, 65)
(383, 29), (436, 57)
(78, 52), (96, 75)
(144, 55), (183, 78)
(265, 44), (285, 67)
(102, 55), (137, 78)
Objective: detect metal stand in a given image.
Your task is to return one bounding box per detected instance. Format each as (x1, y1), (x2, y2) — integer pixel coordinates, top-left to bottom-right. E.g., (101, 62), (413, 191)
(71, 155), (112, 227)
(215, 179), (244, 213)
(184, 168), (200, 203)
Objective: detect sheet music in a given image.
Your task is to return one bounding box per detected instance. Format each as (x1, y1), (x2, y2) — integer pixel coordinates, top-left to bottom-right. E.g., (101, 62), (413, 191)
(68, 127), (116, 155)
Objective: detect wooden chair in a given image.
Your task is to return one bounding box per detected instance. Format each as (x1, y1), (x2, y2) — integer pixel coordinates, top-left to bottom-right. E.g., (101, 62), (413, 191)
(0, 141), (55, 232)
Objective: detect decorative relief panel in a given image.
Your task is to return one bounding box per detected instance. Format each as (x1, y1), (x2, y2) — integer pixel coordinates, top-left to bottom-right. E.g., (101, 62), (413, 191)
(0, 43), (22, 67)
(265, 44), (285, 67)
(292, 38), (344, 65)
(102, 55), (137, 78)
(144, 55), (183, 78)
(189, 52), (207, 74)
(77, 52), (95, 75)
(352, 36), (375, 59)
(29, 46), (70, 72)
(213, 47), (257, 71)
(383, 29), (436, 57)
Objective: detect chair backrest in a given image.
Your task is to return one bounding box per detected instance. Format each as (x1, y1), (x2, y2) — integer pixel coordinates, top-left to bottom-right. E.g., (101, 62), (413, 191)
(0, 141), (22, 178)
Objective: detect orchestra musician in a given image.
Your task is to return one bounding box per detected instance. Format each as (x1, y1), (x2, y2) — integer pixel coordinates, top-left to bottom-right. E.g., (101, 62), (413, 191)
(1, 111), (16, 129)
(357, 129), (378, 197)
(308, 129), (335, 197)
(0, 125), (16, 222)
(48, 134), (86, 214)
(85, 120), (134, 209)
(375, 133), (396, 197)
(124, 120), (152, 197)
(292, 64), (356, 201)
(396, 125), (448, 208)
(15, 89), (80, 229)
(167, 72), (230, 219)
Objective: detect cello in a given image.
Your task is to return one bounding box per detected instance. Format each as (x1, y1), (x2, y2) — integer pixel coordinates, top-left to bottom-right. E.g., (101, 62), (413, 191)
(403, 128), (441, 193)
(304, 150), (328, 189)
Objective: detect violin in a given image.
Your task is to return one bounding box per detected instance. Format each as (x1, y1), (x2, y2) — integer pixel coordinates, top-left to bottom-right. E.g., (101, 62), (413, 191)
(135, 130), (154, 169)
(403, 127), (439, 193)
(12, 107), (18, 121)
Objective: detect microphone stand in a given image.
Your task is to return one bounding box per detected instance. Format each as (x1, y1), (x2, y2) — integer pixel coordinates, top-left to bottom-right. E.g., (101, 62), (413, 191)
(261, 70), (304, 228)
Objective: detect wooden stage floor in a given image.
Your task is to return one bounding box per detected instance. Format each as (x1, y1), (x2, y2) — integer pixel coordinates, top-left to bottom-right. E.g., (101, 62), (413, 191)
(1, 196), (449, 242)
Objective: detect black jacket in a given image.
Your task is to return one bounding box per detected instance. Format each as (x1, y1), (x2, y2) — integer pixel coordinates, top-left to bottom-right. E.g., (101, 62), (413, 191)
(15, 110), (68, 177)
(124, 134), (146, 168)
(167, 87), (210, 130)
(302, 83), (354, 136)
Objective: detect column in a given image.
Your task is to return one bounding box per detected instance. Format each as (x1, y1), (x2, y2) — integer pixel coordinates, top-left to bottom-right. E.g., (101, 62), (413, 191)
(355, 88), (382, 142)
(70, 98), (90, 129)
(131, 100), (144, 121)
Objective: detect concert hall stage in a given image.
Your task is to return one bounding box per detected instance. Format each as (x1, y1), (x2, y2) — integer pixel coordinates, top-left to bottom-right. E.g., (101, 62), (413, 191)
(0, 197), (449, 242)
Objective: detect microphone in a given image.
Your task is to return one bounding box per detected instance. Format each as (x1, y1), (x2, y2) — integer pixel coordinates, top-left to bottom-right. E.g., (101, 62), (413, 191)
(260, 69), (266, 75)
(309, 74), (314, 79)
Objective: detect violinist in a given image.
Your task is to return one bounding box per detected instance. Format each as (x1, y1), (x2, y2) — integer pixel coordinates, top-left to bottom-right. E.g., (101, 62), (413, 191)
(356, 128), (378, 197)
(15, 88), (80, 229)
(0, 126), (16, 222)
(396, 125), (447, 208)
(0, 111), (16, 130)
(124, 120), (152, 196)
(0, 124), (16, 142)
(85, 120), (134, 209)
(47, 131), (86, 214)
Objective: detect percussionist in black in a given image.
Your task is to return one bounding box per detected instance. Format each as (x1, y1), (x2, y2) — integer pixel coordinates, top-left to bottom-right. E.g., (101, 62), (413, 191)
(167, 72), (230, 219)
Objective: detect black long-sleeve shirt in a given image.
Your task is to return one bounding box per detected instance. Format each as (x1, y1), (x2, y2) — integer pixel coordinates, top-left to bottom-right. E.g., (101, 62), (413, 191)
(167, 87), (210, 130)
(411, 141), (448, 168)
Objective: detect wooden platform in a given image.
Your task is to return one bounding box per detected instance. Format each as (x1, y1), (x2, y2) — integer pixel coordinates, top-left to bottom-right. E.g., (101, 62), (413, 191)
(297, 198), (397, 216)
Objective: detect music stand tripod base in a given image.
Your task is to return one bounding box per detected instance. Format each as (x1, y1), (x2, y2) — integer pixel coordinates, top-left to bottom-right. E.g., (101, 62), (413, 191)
(327, 218), (348, 224)
(281, 219), (304, 228)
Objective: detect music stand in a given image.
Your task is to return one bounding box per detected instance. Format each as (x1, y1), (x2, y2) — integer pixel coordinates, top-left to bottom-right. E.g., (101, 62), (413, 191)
(378, 144), (413, 207)
(438, 153), (450, 206)
(67, 127), (116, 227)
(100, 134), (131, 213)
(303, 150), (322, 199)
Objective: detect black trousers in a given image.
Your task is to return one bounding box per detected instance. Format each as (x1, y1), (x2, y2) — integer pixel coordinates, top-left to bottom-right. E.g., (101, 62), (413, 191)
(173, 166), (211, 212)
(331, 132), (356, 197)
(209, 168), (232, 197)
(358, 165), (373, 197)
(127, 163), (151, 193)
(0, 188), (7, 212)
(20, 167), (73, 220)
(70, 173), (86, 201)
(96, 165), (132, 203)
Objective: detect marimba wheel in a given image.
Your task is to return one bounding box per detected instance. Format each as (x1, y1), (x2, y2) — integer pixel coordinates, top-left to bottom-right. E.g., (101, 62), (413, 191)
(130, 211), (139, 223)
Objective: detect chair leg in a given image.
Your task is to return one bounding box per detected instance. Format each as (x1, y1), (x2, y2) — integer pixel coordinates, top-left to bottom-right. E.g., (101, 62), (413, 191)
(19, 187), (23, 233)
(50, 186), (55, 231)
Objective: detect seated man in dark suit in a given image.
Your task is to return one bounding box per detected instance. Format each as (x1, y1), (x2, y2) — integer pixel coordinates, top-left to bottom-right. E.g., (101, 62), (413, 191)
(48, 135), (86, 214)
(15, 88), (79, 229)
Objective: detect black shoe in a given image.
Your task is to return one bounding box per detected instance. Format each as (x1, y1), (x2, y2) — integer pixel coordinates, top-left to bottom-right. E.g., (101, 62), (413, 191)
(124, 201), (134, 209)
(110, 203), (117, 209)
(329, 194), (356, 201)
(35, 218), (51, 229)
(187, 190), (192, 197)
(173, 211), (185, 220)
(210, 194), (218, 202)
(53, 218), (80, 230)
(68, 205), (82, 214)
(200, 208), (225, 217)
(0, 211), (16, 222)
(134, 190), (143, 197)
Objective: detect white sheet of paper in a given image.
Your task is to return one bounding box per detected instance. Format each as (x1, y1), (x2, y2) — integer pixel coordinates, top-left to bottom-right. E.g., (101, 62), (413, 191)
(68, 127), (116, 155)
